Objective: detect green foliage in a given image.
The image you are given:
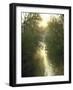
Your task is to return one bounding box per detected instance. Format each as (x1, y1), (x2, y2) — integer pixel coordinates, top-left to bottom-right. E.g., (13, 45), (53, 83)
(45, 15), (64, 75)
(22, 13), (64, 76)
(22, 13), (42, 77)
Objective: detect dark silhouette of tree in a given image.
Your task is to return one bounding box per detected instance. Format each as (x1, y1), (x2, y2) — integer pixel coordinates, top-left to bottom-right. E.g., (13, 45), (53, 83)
(45, 15), (64, 75)
(22, 13), (42, 77)
(22, 13), (64, 76)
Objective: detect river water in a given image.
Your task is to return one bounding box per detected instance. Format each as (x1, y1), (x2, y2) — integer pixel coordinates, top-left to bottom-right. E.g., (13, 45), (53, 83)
(34, 36), (54, 76)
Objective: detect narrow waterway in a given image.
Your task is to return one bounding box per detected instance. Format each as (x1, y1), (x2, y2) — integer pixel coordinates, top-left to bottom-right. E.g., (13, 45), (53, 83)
(34, 33), (54, 76)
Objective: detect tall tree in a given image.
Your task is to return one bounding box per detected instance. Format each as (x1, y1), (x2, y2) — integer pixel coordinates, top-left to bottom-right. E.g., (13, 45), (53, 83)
(45, 15), (64, 75)
(22, 13), (42, 77)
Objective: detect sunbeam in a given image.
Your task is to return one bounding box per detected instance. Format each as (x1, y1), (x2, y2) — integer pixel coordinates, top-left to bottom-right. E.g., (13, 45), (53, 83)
(34, 41), (53, 76)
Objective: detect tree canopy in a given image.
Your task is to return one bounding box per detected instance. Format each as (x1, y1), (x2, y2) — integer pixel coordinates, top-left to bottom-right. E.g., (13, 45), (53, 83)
(45, 15), (64, 75)
(22, 13), (42, 77)
(22, 13), (64, 76)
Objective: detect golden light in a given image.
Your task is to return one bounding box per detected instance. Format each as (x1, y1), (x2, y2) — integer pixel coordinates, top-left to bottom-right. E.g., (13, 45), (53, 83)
(34, 41), (54, 76)
(38, 42), (53, 76)
(22, 13), (59, 28)
(38, 14), (60, 28)
(39, 14), (50, 28)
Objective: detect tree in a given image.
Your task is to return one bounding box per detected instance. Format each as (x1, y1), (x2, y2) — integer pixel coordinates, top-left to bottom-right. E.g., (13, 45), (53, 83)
(22, 13), (42, 77)
(45, 15), (64, 75)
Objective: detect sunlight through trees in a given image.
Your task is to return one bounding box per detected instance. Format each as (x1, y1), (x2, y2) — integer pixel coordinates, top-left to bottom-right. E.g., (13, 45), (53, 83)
(22, 13), (64, 77)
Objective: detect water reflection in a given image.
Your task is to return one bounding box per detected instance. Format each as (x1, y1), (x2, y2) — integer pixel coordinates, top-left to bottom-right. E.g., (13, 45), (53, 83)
(34, 41), (54, 76)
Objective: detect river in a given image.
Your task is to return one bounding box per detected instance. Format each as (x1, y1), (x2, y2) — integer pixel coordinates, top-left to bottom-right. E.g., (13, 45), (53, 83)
(34, 33), (54, 76)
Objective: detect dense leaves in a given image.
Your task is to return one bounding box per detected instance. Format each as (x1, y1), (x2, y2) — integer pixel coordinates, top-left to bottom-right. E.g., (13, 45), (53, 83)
(45, 15), (64, 75)
(22, 13), (42, 77)
(22, 13), (64, 76)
